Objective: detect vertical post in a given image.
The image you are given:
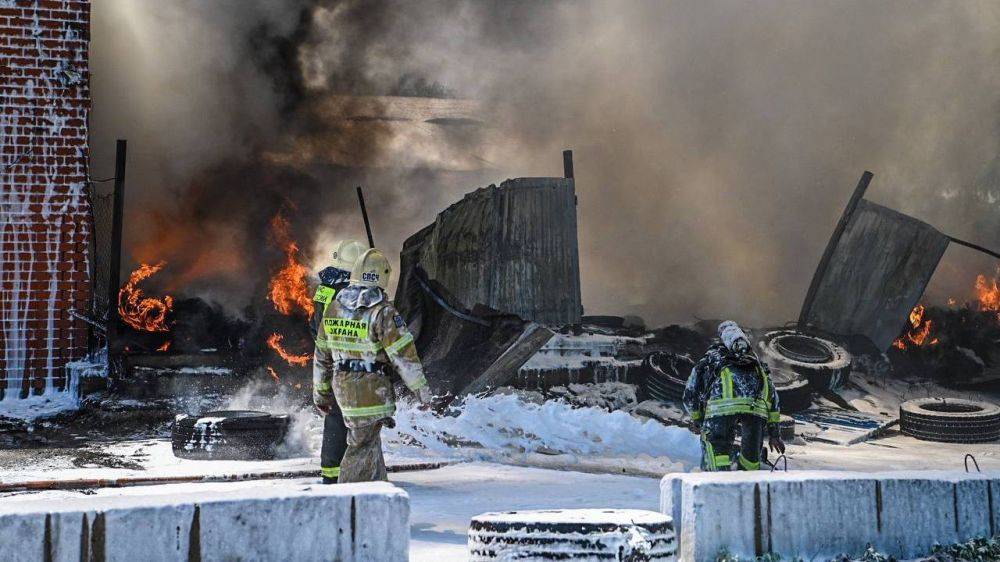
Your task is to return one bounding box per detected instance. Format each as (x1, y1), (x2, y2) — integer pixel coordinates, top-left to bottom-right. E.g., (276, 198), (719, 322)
(356, 186), (375, 248)
(107, 139), (127, 351)
(798, 171), (873, 326)
(563, 149), (574, 179)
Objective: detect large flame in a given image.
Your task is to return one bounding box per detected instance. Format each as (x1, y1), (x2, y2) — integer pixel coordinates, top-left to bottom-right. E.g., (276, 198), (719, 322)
(266, 333), (311, 366)
(267, 214), (314, 318)
(118, 262), (174, 333)
(892, 304), (939, 350)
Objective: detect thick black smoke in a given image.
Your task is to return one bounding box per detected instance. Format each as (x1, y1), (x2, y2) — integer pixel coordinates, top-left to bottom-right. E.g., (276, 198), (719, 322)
(90, 1), (1000, 326)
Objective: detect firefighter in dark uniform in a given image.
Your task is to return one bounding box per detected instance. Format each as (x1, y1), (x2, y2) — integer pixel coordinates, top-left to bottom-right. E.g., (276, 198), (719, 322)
(683, 321), (785, 471)
(312, 239), (366, 484)
(313, 248), (431, 483)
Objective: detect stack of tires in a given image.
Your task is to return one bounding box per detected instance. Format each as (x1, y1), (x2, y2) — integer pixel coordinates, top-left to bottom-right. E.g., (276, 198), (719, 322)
(642, 351), (693, 402)
(899, 398), (1000, 443)
(756, 330), (852, 391)
(172, 410), (290, 460)
(469, 509), (675, 561)
(756, 329), (854, 413)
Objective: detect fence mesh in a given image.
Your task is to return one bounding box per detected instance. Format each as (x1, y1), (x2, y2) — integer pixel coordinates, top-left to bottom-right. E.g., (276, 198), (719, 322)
(86, 180), (115, 324)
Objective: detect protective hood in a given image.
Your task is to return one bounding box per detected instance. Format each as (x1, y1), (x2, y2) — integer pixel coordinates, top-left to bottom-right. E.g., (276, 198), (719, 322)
(336, 284), (385, 311)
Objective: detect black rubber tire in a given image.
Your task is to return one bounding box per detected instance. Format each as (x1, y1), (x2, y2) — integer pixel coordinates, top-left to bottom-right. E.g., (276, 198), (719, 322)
(172, 410), (291, 460)
(468, 509), (676, 561)
(642, 351), (693, 402)
(899, 398), (1000, 443)
(757, 330), (852, 391)
(770, 367), (814, 413)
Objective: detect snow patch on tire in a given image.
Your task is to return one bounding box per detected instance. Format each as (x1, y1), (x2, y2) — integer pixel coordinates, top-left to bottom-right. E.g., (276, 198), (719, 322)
(757, 330), (852, 390)
(469, 509), (675, 561)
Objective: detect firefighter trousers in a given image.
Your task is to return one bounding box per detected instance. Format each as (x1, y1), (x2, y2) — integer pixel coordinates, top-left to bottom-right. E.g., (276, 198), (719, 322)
(700, 413), (765, 471)
(320, 403), (349, 482)
(339, 420), (388, 483)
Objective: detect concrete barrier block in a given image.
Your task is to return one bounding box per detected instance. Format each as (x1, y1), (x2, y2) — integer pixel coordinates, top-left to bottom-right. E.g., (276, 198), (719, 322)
(103, 505), (195, 561)
(0, 481), (409, 562)
(767, 474), (877, 558)
(661, 470), (1000, 562)
(679, 474), (759, 562)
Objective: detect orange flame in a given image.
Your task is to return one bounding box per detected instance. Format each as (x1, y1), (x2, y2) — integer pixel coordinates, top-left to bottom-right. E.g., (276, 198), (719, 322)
(266, 333), (311, 366)
(156, 341), (172, 352)
(266, 366), (281, 383)
(975, 271), (1000, 320)
(119, 262), (174, 333)
(267, 214), (314, 318)
(892, 304), (939, 350)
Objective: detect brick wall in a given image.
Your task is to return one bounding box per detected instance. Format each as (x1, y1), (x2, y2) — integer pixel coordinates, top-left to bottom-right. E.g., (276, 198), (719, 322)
(0, 0), (91, 401)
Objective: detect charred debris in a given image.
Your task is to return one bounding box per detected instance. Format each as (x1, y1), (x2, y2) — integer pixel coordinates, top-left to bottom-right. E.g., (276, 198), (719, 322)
(19, 150), (1000, 446)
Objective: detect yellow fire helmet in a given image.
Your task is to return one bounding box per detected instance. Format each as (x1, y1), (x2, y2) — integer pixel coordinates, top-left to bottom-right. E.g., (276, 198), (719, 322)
(350, 248), (392, 290)
(331, 239), (367, 272)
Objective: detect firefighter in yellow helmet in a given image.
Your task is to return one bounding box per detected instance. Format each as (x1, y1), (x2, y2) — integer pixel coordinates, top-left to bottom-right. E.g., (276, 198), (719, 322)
(313, 248), (431, 482)
(311, 239), (367, 484)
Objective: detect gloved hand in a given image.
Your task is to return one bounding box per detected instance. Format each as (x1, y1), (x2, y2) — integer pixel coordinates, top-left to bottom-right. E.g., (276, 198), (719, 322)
(768, 435), (786, 455)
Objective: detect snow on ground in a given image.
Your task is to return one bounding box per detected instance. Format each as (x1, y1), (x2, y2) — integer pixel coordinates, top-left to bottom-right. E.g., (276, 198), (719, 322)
(0, 463), (663, 562)
(386, 393), (700, 468)
(395, 463), (662, 562)
(0, 350), (104, 421)
(0, 391), (699, 485)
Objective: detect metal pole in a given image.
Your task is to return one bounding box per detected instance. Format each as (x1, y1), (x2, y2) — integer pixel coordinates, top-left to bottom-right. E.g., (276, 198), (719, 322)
(947, 236), (1000, 261)
(798, 171), (873, 326)
(563, 150), (574, 179)
(107, 140), (127, 352)
(356, 186), (375, 248)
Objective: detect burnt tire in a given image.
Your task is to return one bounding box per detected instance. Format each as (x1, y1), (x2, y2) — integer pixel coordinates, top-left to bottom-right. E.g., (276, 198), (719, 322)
(757, 330), (852, 391)
(899, 398), (1000, 443)
(172, 410), (291, 460)
(468, 509), (676, 561)
(642, 351), (694, 402)
(770, 367), (814, 413)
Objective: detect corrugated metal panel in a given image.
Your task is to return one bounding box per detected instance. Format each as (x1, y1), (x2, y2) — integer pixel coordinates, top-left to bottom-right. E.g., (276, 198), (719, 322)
(801, 200), (949, 350)
(397, 177), (582, 326)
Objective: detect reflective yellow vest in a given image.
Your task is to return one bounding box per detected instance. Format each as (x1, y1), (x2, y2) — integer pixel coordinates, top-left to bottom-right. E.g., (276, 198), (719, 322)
(703, 366), (780, 423)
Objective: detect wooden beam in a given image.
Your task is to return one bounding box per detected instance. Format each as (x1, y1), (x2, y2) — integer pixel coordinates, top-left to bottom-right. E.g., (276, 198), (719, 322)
(460, 323), (554, 396)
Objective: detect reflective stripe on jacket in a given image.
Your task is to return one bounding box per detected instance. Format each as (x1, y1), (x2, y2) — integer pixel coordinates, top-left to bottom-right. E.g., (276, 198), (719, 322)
(704, 366), (779, 423)
(313, 285), (427, 427)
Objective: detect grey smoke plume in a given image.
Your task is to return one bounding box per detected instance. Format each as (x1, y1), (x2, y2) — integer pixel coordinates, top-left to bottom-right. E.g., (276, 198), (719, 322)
(90, 1), (1000, 326)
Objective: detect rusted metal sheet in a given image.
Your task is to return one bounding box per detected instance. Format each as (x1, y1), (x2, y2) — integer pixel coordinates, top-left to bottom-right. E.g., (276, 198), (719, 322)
(800, 199), (949, 351)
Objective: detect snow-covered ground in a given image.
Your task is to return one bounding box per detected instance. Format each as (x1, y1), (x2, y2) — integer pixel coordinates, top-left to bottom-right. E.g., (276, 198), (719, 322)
(395, 463), (662, 561)
(3, 373), (1000, 561)
(0, 463), (662, 562)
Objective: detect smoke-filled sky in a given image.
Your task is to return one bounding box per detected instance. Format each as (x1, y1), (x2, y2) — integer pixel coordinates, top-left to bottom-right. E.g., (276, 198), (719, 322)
(90, 1), (1000, 327)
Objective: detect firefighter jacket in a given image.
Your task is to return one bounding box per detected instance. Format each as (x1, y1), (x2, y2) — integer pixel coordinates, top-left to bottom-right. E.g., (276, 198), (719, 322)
(313, 284), (428, 428)
(683, 343), (781, 437)
(309, 267), (351, 339)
